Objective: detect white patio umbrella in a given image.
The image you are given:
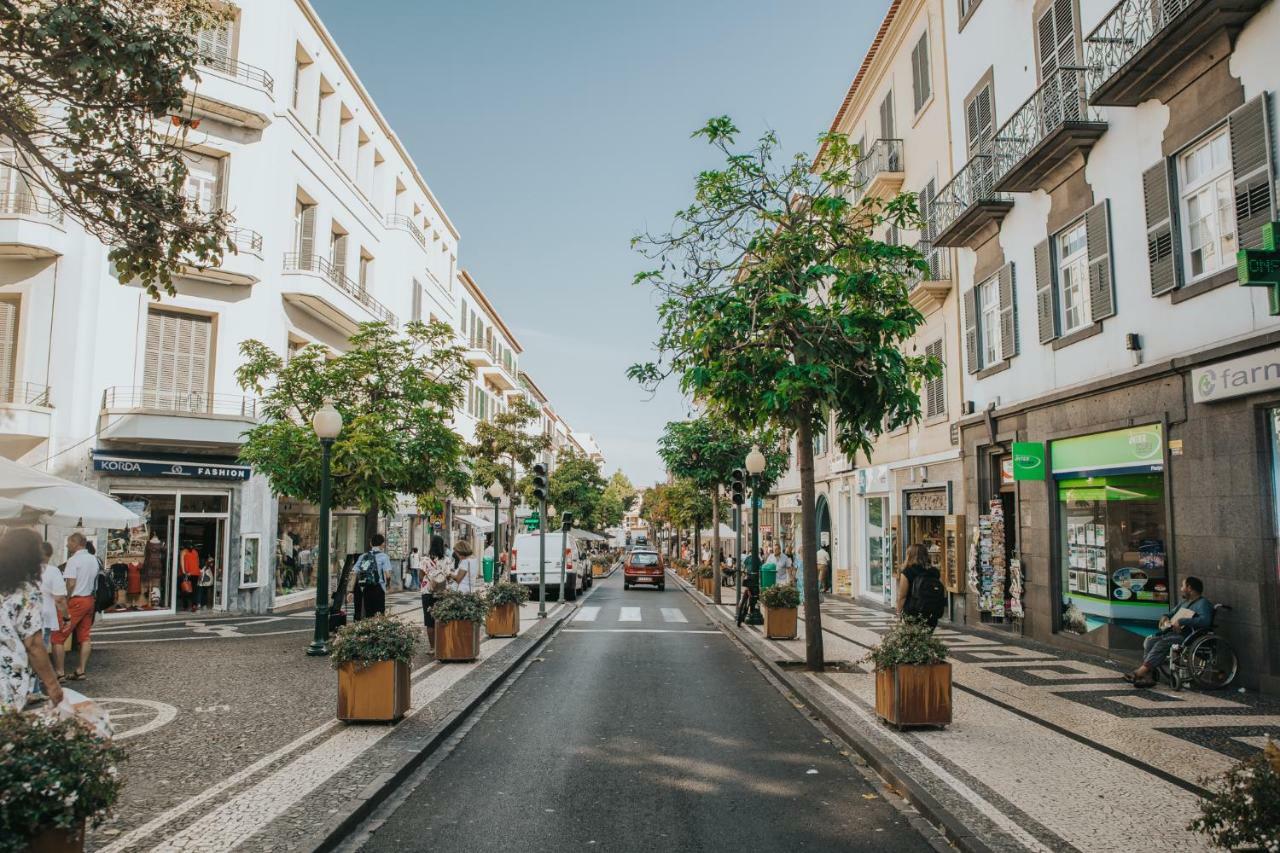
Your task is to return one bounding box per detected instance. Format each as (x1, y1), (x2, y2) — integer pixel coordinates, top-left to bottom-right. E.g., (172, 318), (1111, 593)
(0, 457), (141, 528)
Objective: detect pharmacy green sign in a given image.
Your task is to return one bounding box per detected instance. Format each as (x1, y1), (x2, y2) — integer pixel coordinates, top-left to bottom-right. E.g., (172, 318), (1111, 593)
(1050, 424), (1163, 475)
(1011, 442), (1046, 480)
(1238, 222), (1280, 315)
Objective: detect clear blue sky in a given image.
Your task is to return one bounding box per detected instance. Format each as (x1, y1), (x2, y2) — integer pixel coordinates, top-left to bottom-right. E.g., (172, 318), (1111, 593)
(311, 0), (890, 487)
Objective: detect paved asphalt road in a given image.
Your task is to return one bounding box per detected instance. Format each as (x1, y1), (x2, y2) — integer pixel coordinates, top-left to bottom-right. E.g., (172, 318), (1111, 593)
(354, 574), (933, 852)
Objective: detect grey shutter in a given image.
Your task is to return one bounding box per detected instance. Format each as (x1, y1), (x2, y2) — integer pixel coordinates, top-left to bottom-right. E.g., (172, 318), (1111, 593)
(1034, 239), (1058, 343)
(198, 19), (234, 67)
(331, 233), (347, 281)
(411, 280), (422, 323)
(297, 204), (315, 261)
(925, 339), (945, 418)
(217, 156), (230, 212)
(1228, 94), (1276, 252)
(962, 287), (979, 373)
(920, 178), (936, 240)
(912, 34), (930, 114)
(0, 298), (16, 401)
(1143, 161), (1178, 295)
(1085, 200), (1115, 321)
(880, 92), (895, 140)
(998, 262), (1018, 360)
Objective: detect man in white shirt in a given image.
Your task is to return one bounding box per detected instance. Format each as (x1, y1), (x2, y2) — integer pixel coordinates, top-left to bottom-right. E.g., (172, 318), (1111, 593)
(51, 533), (97, 681)
(38, 542), (68, 650)
(817, 545), (831, 593)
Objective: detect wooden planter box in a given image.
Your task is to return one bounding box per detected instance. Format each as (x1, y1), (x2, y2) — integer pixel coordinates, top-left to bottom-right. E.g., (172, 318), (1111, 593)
(24, 819), (85, 853)
(592, 563), (609, 577)
(436, 619), (482, 662)
(762, 605), (798, 639)
(337, 659), (411, 723)
(875, 663), (952, 729)
(696, 577), (714, 595)
(485, 602), (520, 638)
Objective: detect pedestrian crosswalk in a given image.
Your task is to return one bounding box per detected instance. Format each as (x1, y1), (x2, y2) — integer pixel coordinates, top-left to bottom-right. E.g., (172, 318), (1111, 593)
(570, 605), (695, 625)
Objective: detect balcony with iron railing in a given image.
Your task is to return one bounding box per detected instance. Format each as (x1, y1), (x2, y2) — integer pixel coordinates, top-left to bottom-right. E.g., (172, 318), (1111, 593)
(0, 381), (53, 457)
(991, 66), (1108, 193)
(178, 224), (264, 286)
(385, 213), (426, 248)
(99, 386), (259, 447)
(1085, 0), (1266, 107)
(281, 252), (399, 329)
(928, 154), (1014, 249)
(1, 381), (51, 407)
(188, 51), (275, 130)
(0, 190), (66, 258)
(197, 52), (275, 93)
(906, 241), (953, 312)
(851, 139), (905, 202)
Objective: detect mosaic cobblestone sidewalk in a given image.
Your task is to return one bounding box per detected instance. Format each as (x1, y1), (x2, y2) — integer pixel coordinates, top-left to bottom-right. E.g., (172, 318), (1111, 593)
(683, 579), (1280, 852)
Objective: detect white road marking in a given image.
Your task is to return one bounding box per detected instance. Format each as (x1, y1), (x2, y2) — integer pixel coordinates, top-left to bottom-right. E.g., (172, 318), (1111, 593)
(660, 608), (688, 623)
(93, 629), (312, 645)
(619, 607), (642, 622)
(563, 629), (721, 634)
(573, 606), (601, 622)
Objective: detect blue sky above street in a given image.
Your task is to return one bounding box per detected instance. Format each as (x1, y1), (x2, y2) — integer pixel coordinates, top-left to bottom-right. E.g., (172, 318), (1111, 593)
(311, 0), (891, 486)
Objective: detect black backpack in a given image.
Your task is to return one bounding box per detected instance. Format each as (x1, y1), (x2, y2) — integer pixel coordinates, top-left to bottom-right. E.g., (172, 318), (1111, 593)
(905, 566), (947, 621)
(93, 568), (117, 613)
(354, 551), (380, 587)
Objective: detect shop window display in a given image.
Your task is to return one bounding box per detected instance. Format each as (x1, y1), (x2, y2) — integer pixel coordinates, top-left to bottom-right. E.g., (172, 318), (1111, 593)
(105, 495), (175, 612)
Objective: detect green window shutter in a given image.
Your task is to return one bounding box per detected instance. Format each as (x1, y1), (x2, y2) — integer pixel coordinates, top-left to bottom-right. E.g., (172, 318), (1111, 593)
(1034, 238), (1058, 343)
(912, 34), (931, 114)
(1143, 161), (1178, 295)
(962, 286), (979, 374)
(925, 339), (945, 419)
(1228, 93), (1276, 252)
(998, 262), (1018, 360)
(1085, 200), (1115, 321)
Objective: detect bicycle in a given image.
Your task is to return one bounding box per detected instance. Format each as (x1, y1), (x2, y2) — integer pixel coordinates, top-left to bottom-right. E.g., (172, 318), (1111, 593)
(1159, 603), (1238, 690)
(736, 570), (760, 626)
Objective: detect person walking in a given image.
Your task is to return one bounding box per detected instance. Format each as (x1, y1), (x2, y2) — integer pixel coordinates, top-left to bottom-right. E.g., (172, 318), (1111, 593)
(38, 542), (68, 652)
(450, 540), (481, 592)
(407, 547), (421, 591)
(2, 528), (64, 710)
(51, 533), (97, 682)
(817, 543), (832, 593)
(896, 543), (947, 630)
(420, 535), (450, 651)
(775, 544), (795, 586)
(354, 534), (393, 620)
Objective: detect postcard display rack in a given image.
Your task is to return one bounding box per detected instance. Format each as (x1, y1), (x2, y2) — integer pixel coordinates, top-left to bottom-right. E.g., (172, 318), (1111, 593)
(971, 498), (1023, 622)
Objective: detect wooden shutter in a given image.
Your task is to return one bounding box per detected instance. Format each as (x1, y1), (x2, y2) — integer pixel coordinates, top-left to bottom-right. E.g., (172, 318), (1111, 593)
(144, 310), (211, 410)
(198, 19), (234, 67)
(412, 280), (422, 323)
(0, 297), (17, 401)
(919, 178), (936, 240)
(1228, 94), (1276, 252)
(912, 34), (930, 114)
(296, 203), (315, 261)
(1143, 161), (1178, 295)
(998, 262), (1018, 361)
(925, 339), (945, 419)
(330, 233), (347, 281)
(1034, 239), (1058, 343)
(880, 92), (895, 140)
(962, 287), (979, 373)
(966, 85), (993, 156)
(1085, 200), (1115, 321)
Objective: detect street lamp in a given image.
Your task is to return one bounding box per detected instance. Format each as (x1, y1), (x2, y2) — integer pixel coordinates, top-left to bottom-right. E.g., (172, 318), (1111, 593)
(487, 481), (504, 585)
(560, 511), (574, 602)
(745, 444), (766, 626)
(307, 399), (342, 656)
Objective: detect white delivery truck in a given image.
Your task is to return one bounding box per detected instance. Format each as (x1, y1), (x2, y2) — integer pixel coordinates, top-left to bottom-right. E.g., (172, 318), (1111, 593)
(512, 531), (591, 601)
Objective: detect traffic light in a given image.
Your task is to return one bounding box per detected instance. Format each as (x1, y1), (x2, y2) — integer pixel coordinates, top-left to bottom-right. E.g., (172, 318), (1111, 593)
(730, 468), (745, 506)
(532, 463), (548, 503)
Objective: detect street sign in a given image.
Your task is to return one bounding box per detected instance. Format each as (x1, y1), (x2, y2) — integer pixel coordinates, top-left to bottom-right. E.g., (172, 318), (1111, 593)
(524, 513), (541, 531)
(1011, 442), (1045, 481)
(1238, 222), (1280, 315)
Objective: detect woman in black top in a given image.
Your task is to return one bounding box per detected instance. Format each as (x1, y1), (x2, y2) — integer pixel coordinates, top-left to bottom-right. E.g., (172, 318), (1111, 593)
(895, 543), (938, 628)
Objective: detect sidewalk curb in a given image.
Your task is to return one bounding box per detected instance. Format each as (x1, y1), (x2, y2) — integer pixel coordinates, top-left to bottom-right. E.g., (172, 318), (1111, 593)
(303, 607), (570, 852)
(672, 573), (994, 853)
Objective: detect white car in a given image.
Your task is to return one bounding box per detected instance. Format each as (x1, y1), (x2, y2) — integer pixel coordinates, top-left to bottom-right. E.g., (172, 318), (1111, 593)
(511, 531), (590, 601)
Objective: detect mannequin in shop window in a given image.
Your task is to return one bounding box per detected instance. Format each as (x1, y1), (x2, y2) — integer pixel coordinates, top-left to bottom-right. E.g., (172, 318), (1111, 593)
(198, 557), (215, 609)
(142, 535), (165, 611)
(179, 544), (201, 612)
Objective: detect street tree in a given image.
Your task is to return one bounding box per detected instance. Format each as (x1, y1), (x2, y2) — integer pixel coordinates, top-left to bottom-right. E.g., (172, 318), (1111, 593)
(664, 478), (712, 563)
(470, 396), (551, 553)
(630, 118), (938, 670)
(0, 0), (234, 296)
(639, 483), (673, 555)
(236, 320), (471, 538)
(598, 471), (636, 529)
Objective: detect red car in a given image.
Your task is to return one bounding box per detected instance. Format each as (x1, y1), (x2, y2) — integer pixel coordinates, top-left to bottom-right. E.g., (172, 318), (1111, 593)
(623, 550), (665, 591)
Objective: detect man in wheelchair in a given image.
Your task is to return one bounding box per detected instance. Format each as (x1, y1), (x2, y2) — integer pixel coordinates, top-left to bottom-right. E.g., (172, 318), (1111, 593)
(1124, 576), (1213, 688)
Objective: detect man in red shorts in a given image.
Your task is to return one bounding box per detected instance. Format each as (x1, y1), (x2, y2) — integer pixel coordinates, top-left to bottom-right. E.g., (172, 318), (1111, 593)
(51, 532), (97, 681)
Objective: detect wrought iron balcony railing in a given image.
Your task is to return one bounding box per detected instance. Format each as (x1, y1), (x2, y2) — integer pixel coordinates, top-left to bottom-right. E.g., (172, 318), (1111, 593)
(1, 381), (51, 406)
(851, 139), (904, 201)
(282, 252), (399, 326)
(907, 241), (951, 289)
(0, 190), (64, 224)
(101, 386), (258, 419)
(197, 52), (275, 93)
(992, 66), (1101, 182)
(227, 226), (263, 257)
(928, 153), (1011, 243)
(385, 214), (426, 247)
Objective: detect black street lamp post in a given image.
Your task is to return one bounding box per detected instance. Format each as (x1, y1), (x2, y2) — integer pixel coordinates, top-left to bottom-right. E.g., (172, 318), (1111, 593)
(307, 400), (342, 657)
(561, 511), (573, 602)
(487, 481), (504, 585)
(745, 445), (766, 626)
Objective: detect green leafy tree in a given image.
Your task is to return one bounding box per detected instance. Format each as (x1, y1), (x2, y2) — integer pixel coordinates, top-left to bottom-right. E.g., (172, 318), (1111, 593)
(630, 118), (938, 670)
(665, 478), (712, 561)
(639, 483), (673, 555)
(540, 449), (608, 531)
(0, 0), (235, 296)
(598, 471), (636, 529)
(470, 396), (551, 551)
(235, 321), (471, 537)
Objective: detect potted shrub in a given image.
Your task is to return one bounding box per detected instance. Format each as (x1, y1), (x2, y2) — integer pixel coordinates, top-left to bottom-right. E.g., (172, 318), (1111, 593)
(1189, 738), (1280, 851)
(0, 709), (125, 853)
(865, 618), (951, 729)
(691, 564), (714, 595)
(759, 583), (800, 639)
(485, 581), (529, 638)
(431, 590), (490, 662)
(592, 556), (609, 578)
(331, 615), (420, 723)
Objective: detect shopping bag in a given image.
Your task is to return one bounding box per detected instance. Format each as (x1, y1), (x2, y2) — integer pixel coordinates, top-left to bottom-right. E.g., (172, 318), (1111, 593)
(55, 688), (113, 739)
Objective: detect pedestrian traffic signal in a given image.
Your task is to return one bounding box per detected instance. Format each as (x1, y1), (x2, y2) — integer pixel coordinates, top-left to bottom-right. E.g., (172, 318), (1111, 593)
(532, 463), (548, 502)
(730, 468), (745, 506)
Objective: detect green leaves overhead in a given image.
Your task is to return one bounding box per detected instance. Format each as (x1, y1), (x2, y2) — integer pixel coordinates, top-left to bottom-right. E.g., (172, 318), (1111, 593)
(469, 396), (552, 496)
(657, 415), (788, 494)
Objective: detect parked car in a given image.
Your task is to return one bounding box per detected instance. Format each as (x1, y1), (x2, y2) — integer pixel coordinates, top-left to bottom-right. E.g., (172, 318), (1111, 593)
(512, 531), (590, 600)
(624, 549), (665, 591)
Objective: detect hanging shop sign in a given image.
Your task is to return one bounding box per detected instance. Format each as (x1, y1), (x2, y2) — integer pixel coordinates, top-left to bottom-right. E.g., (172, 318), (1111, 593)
(906, 488), (948, 513)
(857, 465), (889, 494)
(1011, 442), (1046, 480)
(1237, 221), (1280, 315)
(1191, 345), (1280, 404)
(93, 453), (250, 481)
(1050, 424), (1163, 477)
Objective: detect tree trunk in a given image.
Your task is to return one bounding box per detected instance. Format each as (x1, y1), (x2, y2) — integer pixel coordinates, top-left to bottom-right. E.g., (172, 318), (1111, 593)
(694, 521), (701, 571)
(795, 419), (825, 672)
(711, 490), (722, 604)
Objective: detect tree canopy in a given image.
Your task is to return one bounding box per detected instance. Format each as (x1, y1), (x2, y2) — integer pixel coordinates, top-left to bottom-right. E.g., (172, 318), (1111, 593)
(657, 415), (788, 494)
(598, 471), (636, 529)
(0, 0), (234, 296)
(235, 320), (470, 516)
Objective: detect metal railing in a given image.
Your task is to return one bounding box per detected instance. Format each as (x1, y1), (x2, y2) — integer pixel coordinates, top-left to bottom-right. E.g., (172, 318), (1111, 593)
(282, 252), (399, 326)
(197, 52), (275, 93)
(227, 226), (263, 257)
(993, 66), (1101, 182)
(907, 240), (952, 290)
(927, 153), (1011, 241)
(1084, 0), (1197, 93)
(101, 386), (258, 419)
(1, 381), (51, 406)
(385, 214), (426, 247)
(851, 138), (904, 201)
(468, 337), (502, 361)
(0, 190), (64, 224)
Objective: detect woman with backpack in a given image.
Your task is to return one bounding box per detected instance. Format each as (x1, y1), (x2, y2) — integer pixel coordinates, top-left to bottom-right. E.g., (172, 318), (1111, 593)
(420, 535), (450, 652)
(896, 543), (946, 630)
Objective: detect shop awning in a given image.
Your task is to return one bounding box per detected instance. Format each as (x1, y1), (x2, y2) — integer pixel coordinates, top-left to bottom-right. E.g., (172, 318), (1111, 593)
(700, 523), (737, 540)
(454, 513), (499, 529)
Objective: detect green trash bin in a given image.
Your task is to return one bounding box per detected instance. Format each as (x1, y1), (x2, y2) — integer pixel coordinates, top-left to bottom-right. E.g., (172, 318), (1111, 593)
(760, 563), (777, 591)
(482, 557), (495, 583)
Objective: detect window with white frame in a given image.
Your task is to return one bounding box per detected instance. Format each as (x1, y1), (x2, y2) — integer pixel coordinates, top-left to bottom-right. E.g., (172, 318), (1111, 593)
(182, 151), (223, 213)
(978, 276), (1001, 367)
(1178, 127), (1236, 281)
(1056, 220), (1090, 334)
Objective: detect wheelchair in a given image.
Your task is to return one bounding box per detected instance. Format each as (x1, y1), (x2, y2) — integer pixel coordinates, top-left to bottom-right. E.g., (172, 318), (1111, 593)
(1159, 603), (1238, 690)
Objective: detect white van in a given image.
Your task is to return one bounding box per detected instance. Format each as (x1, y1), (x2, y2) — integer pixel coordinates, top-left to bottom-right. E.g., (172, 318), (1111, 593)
(512, 531), (591, 601)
